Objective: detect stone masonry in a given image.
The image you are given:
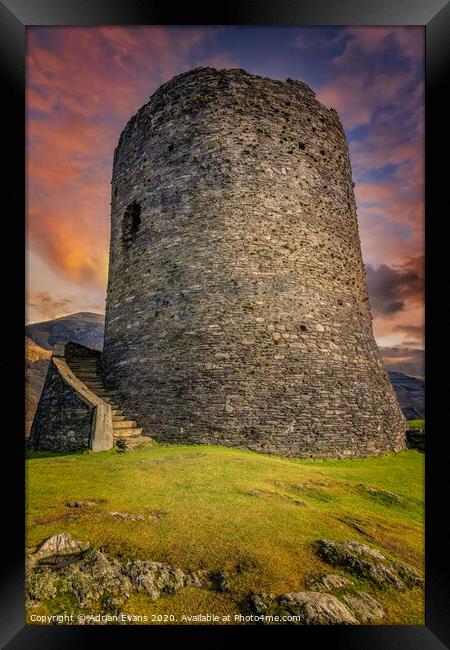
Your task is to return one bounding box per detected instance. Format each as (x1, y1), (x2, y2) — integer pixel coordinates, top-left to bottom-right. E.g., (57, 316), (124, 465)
(97, 67), (406, 457)
(30, 343), (113, 452)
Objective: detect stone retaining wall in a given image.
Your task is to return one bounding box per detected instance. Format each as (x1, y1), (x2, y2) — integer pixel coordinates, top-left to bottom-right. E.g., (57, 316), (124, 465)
(30, 344), (113, 452)
(406, 430), (425, 452)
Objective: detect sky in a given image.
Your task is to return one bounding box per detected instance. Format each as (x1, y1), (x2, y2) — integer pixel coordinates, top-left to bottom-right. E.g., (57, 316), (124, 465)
(26, 26), (424, 352)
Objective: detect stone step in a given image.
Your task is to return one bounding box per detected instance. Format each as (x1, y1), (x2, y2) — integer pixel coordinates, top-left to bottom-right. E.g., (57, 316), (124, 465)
(86, 386), (114, 395)
(75, 372), (101, 379)
(113, 420), (138, 429)
(95, 397), (118, 406)
(70, 364), (98, 370)
(69, 364), (142, 441)
(114, 428), (143, 438)
(116, 435), (153, 450)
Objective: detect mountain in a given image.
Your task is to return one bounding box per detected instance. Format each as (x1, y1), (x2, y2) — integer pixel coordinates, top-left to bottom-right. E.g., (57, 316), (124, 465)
(388, 371), (425, 420)
(26, 312), (105, 351)
(25, 337), (51, 436)
(380, 347), (424, 381)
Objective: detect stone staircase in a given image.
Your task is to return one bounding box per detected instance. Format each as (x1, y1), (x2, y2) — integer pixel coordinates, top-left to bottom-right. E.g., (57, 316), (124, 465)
(67, 354), (150, 451)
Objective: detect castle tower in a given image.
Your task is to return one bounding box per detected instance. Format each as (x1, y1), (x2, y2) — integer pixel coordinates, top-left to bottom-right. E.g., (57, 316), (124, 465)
(102, 67), (406, 457)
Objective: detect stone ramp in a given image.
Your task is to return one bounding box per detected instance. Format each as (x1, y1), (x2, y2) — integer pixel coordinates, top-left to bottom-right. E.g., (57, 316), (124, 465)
(67, 350), (149, 451)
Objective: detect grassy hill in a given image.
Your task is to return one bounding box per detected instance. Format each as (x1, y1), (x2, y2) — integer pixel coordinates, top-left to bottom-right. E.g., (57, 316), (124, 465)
(25, 337), (51, 436)
(26, 444), (424, 624)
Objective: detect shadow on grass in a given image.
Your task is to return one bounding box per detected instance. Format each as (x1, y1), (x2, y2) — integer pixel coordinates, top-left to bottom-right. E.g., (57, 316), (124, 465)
(25, 446), (93, 460)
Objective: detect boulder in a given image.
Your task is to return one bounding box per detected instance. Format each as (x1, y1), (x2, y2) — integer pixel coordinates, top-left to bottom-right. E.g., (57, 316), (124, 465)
(306, 573), (353, 592)
(26, 533), (206, 609)
(278, 591), (358, 624)
(124, 560), (197, 600)
(341, 591), (385, 623)
(314, 539), (406, 589)
(35, 532), (89, 560)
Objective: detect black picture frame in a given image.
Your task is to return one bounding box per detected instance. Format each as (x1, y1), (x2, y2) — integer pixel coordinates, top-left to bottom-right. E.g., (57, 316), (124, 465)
(1, 0), (448, 647)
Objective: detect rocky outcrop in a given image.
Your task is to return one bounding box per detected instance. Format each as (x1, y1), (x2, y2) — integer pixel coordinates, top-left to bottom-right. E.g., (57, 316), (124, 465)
(247, 576), (386, 625)
(26, 533), (231, 611)
(340, 591), (385, 623)
(27, 534), (422, 625)
(314, 539), (423, 589)
(278, 591), (359, 624)
(305, 573), (353, 592)
(246, 539), (422, 625)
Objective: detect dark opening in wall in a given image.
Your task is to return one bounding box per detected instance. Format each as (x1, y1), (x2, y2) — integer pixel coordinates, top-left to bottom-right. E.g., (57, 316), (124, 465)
(122, 201), (141, 249)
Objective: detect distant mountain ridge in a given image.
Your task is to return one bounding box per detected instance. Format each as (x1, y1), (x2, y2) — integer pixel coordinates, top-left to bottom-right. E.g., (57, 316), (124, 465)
(26, 312), (104, 351)
(24, 312), (425, 431)
(388, 371), (425, 420)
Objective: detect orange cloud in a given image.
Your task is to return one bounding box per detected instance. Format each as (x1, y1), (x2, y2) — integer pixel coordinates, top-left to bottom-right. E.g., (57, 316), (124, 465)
(26, 26), (230, 312)
(26, 26), (423, 356)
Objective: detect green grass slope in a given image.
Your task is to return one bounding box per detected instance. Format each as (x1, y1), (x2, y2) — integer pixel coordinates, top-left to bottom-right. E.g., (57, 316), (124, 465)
(26, 445), (424, 624)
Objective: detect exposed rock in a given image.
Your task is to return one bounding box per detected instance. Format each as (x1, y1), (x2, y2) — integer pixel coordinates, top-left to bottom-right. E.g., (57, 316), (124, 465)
(306, 573), (353, 592)
(63, 550), (133, 607)
(278, 591), (358, 624)
(35, 532), (89, 560)
(198, 569), (230, 592)
(25, 557), (58, 607)
(392, 561), (424, 588)
(248, 593), (268, 614)
(107, 512), (145, 522)
(66, 500), (97, 508)
(314, 539), (423, 590)
(338, 540), (387, 561)
(125, 560), (200, 600)
(341, 591), (385, 623)
(26, 533), (206, 609)
(146, 509), (169, 521)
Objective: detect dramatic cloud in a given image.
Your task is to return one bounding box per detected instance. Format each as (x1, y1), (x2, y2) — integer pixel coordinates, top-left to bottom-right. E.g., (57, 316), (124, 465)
(26, 26), (424, 357)
(366, 256), (424, 317)
(27, 291), (73, 322)
(379, 347), (424, 380)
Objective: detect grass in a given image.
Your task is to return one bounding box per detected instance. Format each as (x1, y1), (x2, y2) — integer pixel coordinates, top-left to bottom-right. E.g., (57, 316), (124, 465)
(407, 420), (425, 431)
(26, 444), (424, 624)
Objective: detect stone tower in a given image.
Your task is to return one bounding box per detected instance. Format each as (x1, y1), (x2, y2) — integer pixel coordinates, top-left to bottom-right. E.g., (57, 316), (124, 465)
(102, 67), (406, 457)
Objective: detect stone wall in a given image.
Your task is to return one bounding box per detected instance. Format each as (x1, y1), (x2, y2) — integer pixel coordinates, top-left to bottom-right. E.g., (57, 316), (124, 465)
(30, 344), (113, 453)
(406, 430), (425, 452)
(102, 67), (406, 457)
(30, 360), (93, 451)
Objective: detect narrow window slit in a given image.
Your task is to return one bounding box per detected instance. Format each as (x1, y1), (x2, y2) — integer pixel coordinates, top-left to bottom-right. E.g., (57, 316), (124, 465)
(122, 201), (141, 249)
